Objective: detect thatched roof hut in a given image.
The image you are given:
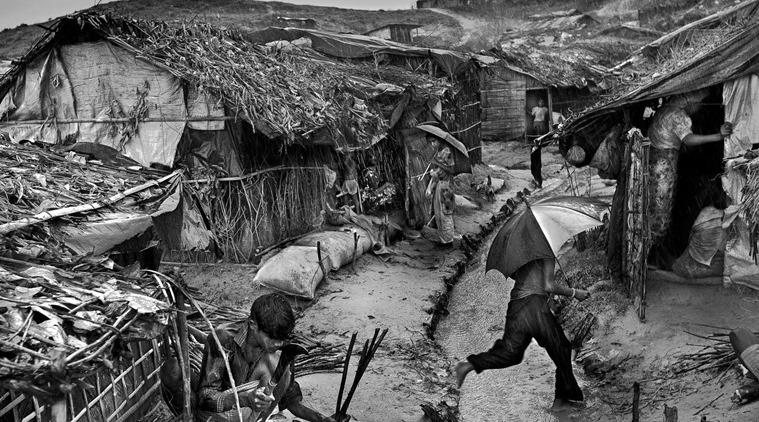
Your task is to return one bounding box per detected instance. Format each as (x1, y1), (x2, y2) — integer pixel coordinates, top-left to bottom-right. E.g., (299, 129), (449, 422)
(479, 33), (641, 142)
(0, 13), (469, 262)
(554, 0), (759, 318)
(0, 13), (394, 159)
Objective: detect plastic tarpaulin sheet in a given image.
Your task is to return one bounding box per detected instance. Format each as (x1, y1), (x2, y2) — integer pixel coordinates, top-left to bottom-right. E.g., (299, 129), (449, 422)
(63, 41), (186, 167)
(248, 27), (475, 77)
(723, 74), (759, 157)
(721, 74), (759, 289)
(0, 48), (78, 143)
(57, 184), (182, 256)
(187, 86), (225, 131)
(178, 127), (244, 176)
(0, 41), (186, 167)
(723, 218), (759, 289)
(58, 213), (154, 256)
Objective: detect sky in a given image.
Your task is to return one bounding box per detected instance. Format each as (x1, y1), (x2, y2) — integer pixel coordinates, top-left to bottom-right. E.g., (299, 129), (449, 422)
(0, 0), (416, 31)
(0, 0), (115, 30)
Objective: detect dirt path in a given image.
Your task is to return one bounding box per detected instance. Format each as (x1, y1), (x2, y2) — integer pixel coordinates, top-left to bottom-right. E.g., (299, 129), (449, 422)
(173, 140), (758, 421)
(178, 141), (543, 421)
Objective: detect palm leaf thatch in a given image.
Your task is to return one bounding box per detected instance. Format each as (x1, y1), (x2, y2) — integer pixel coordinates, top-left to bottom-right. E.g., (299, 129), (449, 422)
(0, 13), (398, 148)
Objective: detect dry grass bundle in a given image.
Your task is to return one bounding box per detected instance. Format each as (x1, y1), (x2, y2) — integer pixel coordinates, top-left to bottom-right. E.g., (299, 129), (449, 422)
(738, 156), (759, 257)
(189, 166), (327, 263)
(0, 259), (172, 401)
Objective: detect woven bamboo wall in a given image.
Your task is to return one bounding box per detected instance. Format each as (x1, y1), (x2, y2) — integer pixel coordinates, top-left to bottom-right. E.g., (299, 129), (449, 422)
(480, 67), (527, 141)
(0, 340), (164, 422)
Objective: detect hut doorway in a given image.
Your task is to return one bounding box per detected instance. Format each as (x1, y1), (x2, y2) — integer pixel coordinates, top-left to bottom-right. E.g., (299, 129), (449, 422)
(525, 88), (551, 143)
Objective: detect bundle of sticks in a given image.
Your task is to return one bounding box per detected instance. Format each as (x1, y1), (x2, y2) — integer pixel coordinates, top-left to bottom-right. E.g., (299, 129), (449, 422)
(335, 328), (388, 421)
(185, 298), (348, 377)
(670, 327), (759, 376)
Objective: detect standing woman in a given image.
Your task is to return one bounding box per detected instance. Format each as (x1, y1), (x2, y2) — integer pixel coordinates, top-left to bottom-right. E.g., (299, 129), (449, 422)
(425, 140), (456, 245)
(647, 90), (732, 244)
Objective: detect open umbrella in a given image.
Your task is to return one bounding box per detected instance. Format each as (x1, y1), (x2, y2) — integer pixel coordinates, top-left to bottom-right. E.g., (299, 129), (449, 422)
(485, 195), (610, 280)
(415, 124), (472, 175)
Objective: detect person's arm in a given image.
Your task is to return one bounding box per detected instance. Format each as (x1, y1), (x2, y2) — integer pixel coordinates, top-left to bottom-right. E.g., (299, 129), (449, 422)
(425, 170), (439, 197)
(279, 376), (336, 422)
(540, 259), (590, 301)
(197, 331), (258, 412)
(287, 401), (335, 422)
(682, 122), (733, 146)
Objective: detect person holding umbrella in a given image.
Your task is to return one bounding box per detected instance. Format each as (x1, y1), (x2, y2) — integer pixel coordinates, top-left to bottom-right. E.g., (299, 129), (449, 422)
(425, 139), (456, 245)
(454, 196), (609, 412)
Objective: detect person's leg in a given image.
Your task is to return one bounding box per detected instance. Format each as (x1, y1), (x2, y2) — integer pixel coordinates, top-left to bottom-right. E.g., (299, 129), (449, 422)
(530, 147), (543, 188)
(531, 300), (583, 409)
(455, 303), (533, 388)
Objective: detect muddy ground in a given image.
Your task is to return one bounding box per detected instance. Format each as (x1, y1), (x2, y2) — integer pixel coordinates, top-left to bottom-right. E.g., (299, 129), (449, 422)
(170, 140), (759, 421)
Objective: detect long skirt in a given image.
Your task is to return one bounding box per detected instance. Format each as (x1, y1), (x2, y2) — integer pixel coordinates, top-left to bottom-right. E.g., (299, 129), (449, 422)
(433, 179), (455, 244)
(648, 147), (679, 242)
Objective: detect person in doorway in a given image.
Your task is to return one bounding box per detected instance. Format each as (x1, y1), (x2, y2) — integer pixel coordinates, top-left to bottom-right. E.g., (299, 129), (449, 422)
(453, 258), (591, 412)
(425, 140), (456, 245)
(530, 138), (544, 189)
(340, 151), (363, 214)
(531, 99), (549, 135)
(647, 89), (733, 245)
(195, 293), (338, 422)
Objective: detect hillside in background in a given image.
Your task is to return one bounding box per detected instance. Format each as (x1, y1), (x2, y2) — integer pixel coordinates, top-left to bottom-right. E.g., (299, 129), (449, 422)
(0, 0), (460, 61)
(0, 0), (744, 71)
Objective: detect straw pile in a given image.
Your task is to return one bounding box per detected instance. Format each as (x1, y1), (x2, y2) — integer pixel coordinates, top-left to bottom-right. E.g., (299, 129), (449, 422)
(0, 140), (179, 261)
(0, 259), (171, 401)
(739, 155), (759, 257)
(69, 13), (389, 147)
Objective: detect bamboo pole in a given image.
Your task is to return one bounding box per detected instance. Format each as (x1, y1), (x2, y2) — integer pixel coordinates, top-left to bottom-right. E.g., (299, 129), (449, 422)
(173, 280), (193, 422)
(0, 170), (182, 234)
(150, 272), (245, 422)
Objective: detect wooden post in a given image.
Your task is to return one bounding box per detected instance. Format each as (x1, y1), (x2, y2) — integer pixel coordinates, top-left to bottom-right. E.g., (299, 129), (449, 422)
(632, 382), (640, 422)
(663, 404), (678, 421)
(173, 278), (193, 422)
(352, 233), (359, 273)
(317, 241), (328, 283)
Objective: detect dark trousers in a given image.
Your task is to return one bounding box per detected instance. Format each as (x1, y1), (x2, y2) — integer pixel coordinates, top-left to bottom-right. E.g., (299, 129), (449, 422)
(467, 295), (583, 402)
(530, 146), (543, 187)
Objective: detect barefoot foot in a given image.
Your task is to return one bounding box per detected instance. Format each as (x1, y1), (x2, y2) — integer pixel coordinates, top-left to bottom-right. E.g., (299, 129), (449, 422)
(454, 361), (474, 389)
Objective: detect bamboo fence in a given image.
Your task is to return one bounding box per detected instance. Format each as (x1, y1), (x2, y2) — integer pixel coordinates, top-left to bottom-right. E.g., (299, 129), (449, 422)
(622, 130), (650, 321)
(0, 339), (166, 422)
